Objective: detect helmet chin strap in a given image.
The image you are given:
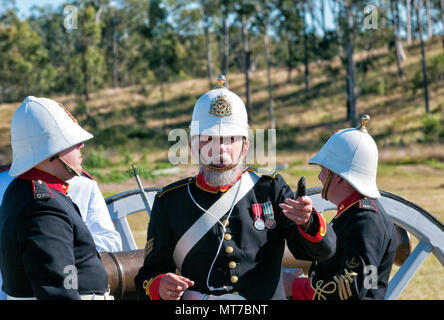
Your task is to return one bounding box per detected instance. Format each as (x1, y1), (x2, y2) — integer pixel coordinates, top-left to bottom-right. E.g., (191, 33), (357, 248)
(321, 170), (334, 200)
(50, 155), (82, 177)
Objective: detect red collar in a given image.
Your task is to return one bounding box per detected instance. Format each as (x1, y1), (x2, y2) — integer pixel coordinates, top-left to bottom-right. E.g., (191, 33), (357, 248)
(195, 171), (242, 194)
(336, 191), (362, 217)
(19, 168), (69, 195)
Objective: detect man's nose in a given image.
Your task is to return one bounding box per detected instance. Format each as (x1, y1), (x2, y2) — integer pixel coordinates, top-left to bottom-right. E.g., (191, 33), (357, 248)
(218, 138), (229, 152)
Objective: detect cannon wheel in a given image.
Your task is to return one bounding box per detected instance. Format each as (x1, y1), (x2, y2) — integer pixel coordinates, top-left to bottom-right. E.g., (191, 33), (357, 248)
(105, 186), (444, 300)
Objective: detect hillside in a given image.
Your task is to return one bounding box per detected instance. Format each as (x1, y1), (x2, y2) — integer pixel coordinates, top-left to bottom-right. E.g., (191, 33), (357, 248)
(1, 37), (443, 166)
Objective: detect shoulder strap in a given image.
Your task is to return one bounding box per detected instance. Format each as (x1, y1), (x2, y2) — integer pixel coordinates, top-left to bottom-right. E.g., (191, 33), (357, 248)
(173, 171), (259, 272)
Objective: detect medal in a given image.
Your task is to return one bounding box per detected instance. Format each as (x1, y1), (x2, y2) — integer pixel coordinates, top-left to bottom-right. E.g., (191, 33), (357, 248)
(262, 201), (276, 229)
(252, 203), (265, 231)
(254, 218), (265, 230)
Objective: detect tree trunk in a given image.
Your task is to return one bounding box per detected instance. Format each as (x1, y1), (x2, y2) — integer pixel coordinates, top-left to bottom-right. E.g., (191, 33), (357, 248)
(241, 13), (251, 117)
(112, 31), (119, 88)
(264, 24), (275, 130)
(287, 38), (293, 83)
(303, 29), (310, 93)
(81, 42), (90, 103)
(406, 0), (412, 44)
(390, 0), (405, 80)
(415, 0), (430, 114)
(345, 1), (356, 127)
(440, 0), (444, 49)
(204, 22), (213, 88)
(321, 0), (326, 35)
(426, 0), (432, 39)
(222, 12), (229, 76)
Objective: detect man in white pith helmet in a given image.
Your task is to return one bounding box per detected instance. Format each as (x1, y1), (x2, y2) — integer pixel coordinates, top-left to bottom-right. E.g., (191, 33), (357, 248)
(135, 75), (337, 300)
(0, 96), (111, 300)
(290, 115), (397, 300)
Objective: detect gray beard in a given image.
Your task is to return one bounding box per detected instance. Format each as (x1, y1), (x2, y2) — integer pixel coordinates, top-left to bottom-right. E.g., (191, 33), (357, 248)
(200, 157), (247, 187)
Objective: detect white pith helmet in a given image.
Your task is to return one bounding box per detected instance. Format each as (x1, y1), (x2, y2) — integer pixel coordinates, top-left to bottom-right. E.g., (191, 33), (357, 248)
(190, 75), (249, 138)
(308, 115), (380, 199)
(9, 96), (93, 177)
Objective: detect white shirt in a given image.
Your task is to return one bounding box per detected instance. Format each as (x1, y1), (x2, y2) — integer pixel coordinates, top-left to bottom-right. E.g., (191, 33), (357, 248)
(67, 174), (122, 252)
(0, 170), (122, 300)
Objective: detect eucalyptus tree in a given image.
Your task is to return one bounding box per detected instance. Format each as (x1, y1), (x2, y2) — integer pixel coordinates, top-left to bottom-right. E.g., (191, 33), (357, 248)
(414, 0), (430, 114)
(234, 0), (256, 118)
(255, 0), (277, 130)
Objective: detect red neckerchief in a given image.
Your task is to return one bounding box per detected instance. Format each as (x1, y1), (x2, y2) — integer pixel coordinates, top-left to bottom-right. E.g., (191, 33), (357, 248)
(19, 168), (69, 195)
(195, 171), (243, 194)
(336, 191), (362, 218)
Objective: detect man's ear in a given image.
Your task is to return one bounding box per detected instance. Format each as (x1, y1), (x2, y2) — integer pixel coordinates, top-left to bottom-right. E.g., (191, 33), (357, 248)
(242, 137), (250, 157)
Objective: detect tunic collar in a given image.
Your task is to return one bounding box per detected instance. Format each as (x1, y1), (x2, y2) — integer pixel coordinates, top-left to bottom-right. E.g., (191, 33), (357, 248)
(195, 171), (243, 194)
(19, 168), (70, 195)
(336, 191), (362, 218)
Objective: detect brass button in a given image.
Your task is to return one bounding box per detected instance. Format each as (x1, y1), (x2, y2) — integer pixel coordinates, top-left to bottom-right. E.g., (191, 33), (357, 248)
(233, 291), (239, 295)
(231, 276), (238, 283)
(222, 219), (229, 227)
(225, 246), (234, 254)
(224, 234), (232, 241)
(229, 261), (237, 269)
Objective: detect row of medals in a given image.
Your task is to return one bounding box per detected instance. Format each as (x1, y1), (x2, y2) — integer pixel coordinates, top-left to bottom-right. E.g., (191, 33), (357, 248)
(254, 214), (276, 231)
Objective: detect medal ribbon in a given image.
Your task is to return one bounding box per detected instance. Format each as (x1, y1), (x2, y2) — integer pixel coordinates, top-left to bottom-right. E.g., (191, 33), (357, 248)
(252, 203), (263, 222)
(261, 201), (274, 220)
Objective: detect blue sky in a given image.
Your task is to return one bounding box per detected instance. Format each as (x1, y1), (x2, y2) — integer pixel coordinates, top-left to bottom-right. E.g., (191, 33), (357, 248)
(15, 0), (66, 18)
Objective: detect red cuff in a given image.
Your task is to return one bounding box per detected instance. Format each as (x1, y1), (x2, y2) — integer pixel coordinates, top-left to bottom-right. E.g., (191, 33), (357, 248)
(142, 274), (165, 300)
(292, 277), (314, 300)
(297, 208), (327, 243)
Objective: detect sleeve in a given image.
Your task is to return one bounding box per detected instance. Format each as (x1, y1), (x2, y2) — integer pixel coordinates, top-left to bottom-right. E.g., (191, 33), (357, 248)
(84, 181), (122, 252)
(272, 174), (336, 261)
(17, 203), (81, 300)
(0, 272), (6, 300)
(134, 196), (177, 300)
(306, 212), (389, 300)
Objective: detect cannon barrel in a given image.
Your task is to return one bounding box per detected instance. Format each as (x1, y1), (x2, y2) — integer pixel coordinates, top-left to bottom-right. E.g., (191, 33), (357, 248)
(99, 250), (145, 300)
(100, 226), (411, 299)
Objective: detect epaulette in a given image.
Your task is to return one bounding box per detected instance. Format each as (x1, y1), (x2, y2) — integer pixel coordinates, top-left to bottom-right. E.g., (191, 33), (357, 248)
(157, 176), (195, 198)
(81, 169), (95, 180)
(32, 179), (53, 200)
(358, 197), (378, 212)
(247, 167), (278, 179)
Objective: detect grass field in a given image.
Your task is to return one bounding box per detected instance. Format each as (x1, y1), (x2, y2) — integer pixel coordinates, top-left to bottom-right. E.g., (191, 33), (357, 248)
(1, 36), (443, 299)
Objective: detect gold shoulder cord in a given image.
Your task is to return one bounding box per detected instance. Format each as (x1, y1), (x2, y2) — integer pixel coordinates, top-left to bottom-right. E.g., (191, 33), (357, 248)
(310, 277), (337, 300)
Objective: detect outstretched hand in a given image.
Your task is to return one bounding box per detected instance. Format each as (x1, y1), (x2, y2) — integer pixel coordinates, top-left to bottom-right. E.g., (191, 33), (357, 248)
(279, 196), (313, 228)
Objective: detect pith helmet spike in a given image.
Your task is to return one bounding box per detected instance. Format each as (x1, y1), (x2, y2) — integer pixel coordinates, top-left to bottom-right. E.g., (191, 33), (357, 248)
(358, 114), (371, 133)
(215, 75), (227, 88)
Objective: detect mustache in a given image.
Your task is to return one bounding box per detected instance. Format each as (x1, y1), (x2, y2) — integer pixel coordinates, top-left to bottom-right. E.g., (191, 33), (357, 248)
(200, 152), (233, 165)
